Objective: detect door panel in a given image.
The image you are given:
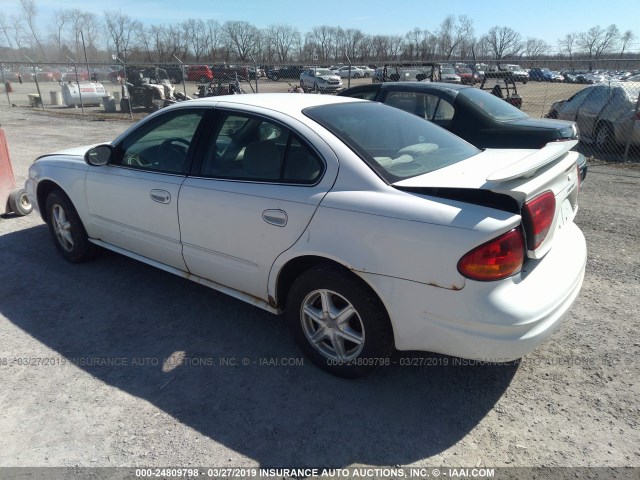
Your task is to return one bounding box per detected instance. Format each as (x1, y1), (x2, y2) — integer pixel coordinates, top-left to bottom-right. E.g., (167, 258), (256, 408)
(85, 108), (207, 270)
(86, 168), (186, 269)
(576, 86), (609, 137)
(178, 181), (328, 299)
(178, 111), (338, 300)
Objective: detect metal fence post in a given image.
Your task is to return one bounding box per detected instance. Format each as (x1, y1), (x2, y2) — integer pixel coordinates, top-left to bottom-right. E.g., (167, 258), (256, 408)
(623, 92), (640, 162)
(1, 64), (11, 106)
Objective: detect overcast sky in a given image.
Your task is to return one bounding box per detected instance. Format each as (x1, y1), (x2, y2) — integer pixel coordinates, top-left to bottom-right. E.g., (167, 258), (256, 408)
(2, 0), (639, 51)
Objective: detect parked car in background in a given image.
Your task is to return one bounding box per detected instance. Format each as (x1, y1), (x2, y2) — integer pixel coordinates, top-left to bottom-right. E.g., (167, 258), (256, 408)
(26, 94), (586, 378)
(2, 71), (21, 83)
(299, 68), (343, 92)
(267, 65), (304, 81)
(186, 65), (214, 83)
(529, 68), (553, 82)
(356, 65), (375, 77)
(547, 82), (640, 152)
(247, 66), (266, 79)
(549, 71), (565, 82)
(212, 64), (250, 81)
(373, 65), (430, 83)
(335, 66), (363, 78)
(157, 64), (184, 83)
(90, 68), (114, 82)
(562, 72), (578, 83)
(439, 66), (461, 84)
(456, 67), (475, 85)
(36, 69), (62, 82)
(500, 64), (529, 83)
(338, 81), (587, 180)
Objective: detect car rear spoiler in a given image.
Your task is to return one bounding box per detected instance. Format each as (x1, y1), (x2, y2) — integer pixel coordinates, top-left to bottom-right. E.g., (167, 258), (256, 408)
(486, 140), (579, 182)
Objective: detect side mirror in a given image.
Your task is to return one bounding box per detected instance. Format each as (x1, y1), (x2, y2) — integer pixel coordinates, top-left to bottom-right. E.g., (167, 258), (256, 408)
(85, 144), (113, 166)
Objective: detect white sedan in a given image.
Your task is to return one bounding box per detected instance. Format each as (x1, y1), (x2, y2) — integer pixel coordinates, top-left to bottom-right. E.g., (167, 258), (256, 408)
(26, 94), (586, 378)
(336, 66), (364, 78)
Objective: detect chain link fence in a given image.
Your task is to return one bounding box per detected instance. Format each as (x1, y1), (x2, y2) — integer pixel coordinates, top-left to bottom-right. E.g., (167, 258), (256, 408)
(1, 59), (638, 161)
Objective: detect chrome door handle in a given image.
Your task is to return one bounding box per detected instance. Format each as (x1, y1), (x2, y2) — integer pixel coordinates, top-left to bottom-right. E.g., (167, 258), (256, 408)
(150, 189), (171, 204)
(262, 209), (288, 227)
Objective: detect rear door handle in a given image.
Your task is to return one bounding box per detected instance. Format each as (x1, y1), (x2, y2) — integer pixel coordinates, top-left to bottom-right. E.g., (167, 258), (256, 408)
(262, 209), (287, 227)
(150, 189), (171, 204)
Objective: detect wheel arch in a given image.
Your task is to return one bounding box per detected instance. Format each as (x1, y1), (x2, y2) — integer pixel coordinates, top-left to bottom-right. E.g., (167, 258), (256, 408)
(595, 119), (616, 142)
(36, 179), (66, 222)
(274, 254), (391, 323)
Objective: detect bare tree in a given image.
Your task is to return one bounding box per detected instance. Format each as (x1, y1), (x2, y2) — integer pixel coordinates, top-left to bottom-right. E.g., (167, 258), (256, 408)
(340, 28), (365, 62)
(558, 33), (577, 61)
(405, 27), (430, 60)
(8, 14), (25, 53)
(305, 25), (338, 62)
(221, 20), (259, 62)
(523, 38), (549, 60)
(181, 18), (207, 61)
(266, 24), (300, 63)
(387, 35), (405, 61)
(619, 30), (634, 57)
(577, 24), (620, 70)
(483, 26), (522, 61)
(0, 13), (17, 55)
(104, 11), (138, 60)
(48, 9), (67, 59)
(19, 0), (45, 56)
(437, 15), (474, 60)
(205, 20), (222, 60)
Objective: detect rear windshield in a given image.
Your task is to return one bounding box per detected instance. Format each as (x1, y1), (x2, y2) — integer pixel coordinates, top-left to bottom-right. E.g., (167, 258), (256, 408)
(304, 102), (480, 183)
(459, 87), (529, 121)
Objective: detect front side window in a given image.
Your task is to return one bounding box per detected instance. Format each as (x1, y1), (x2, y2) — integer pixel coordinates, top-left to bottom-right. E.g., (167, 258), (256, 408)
(199, 112), (324, 184)
(116, 109), (204, 174)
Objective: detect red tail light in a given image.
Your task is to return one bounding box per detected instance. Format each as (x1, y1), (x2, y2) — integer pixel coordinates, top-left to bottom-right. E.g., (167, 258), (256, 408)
(458, 228), (525, 281)
(522, 191), (556, 250)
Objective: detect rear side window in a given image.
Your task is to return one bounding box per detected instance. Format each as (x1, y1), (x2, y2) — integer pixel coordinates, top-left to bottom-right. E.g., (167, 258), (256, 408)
(459, 87), (528, 121)
(199, 112), (324, 184)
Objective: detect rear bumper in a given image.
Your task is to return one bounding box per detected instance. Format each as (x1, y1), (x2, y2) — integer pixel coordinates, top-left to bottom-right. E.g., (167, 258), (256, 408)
(360, 221), (587, 361)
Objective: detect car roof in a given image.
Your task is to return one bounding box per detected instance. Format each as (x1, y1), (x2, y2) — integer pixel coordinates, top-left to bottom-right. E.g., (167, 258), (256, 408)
(170, 92), (364, 116)
(380, 81), (471, 93)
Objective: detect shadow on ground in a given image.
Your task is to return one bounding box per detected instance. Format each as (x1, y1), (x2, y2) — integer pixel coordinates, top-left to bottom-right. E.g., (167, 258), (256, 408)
(0, 223), (518, 467)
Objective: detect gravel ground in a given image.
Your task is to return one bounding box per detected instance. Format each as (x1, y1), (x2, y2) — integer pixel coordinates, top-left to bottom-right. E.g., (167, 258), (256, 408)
(0, 105), (639, 469)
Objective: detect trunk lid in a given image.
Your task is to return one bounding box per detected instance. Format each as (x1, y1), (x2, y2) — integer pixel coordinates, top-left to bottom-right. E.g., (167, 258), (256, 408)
(393, 140), (582, 259)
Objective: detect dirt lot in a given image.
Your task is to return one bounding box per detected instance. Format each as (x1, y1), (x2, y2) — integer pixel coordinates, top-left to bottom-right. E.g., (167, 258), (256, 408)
(0, 104), (639, 469)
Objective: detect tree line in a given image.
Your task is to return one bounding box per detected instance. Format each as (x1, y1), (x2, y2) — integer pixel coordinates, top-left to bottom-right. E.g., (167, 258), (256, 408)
(0, 0), (637, 68)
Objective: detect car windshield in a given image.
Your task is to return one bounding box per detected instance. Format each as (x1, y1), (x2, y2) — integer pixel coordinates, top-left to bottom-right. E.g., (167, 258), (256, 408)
(459, 88), (529, 121)
(304, 102), (480, 183)
(314, 69), (333, 76)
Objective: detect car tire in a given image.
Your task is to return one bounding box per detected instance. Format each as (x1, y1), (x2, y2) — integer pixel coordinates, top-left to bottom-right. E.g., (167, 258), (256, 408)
(45, 190), (98, 263)
(8, 188), (33, 216)
(595, 123), (615, 152)
(272, 73), (279, 81)
(286, 265), (394, 378)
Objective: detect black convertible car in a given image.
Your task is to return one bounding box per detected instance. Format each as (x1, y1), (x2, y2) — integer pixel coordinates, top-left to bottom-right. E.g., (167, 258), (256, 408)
(338, 82), (587, 181)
